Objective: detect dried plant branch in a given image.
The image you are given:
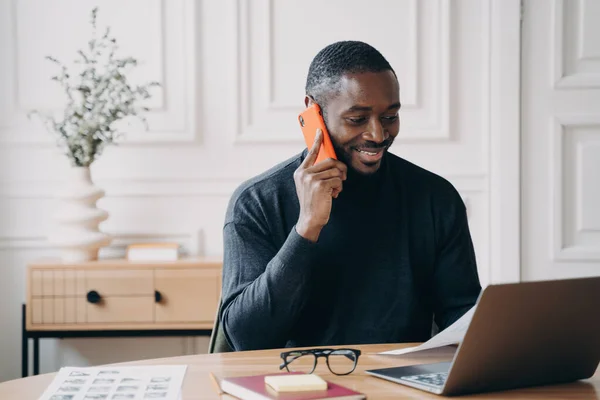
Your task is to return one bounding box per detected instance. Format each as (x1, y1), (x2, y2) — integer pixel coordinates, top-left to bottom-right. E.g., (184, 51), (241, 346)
(29, 7), (160, 167)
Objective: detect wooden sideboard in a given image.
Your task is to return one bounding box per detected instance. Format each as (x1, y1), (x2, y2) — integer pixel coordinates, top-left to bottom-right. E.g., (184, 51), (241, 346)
(22, 257), (222, 377)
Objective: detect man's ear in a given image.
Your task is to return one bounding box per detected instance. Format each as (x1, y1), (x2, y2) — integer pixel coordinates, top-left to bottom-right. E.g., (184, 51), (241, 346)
(304, 95), (316, 108)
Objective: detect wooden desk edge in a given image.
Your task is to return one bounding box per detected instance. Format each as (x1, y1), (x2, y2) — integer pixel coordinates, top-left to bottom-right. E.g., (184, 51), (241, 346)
(1, 343), (598, 400)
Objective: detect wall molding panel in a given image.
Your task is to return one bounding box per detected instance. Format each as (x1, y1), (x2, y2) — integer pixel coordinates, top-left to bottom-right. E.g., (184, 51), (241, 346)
(552, 114), (600, 262)
(0, 0), (197, 144)
(552, 0), (600, 89)
(233, 0), (451, 144)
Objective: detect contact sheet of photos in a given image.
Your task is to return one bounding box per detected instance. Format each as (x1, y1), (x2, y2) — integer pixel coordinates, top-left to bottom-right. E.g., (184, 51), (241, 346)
(37, 365), (187, 400)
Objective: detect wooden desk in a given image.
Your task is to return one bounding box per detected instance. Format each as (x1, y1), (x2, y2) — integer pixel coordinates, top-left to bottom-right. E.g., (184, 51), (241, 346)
(1, 343), (598, 399)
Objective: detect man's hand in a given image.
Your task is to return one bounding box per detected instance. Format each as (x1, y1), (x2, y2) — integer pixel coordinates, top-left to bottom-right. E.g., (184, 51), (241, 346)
(294, 129), (347, 242)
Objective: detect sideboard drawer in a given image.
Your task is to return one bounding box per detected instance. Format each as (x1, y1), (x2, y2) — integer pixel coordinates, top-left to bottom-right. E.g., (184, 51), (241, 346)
(87, 297), (154, 323)
(85, 270), (153, 296)
(155, 269), (220, 323)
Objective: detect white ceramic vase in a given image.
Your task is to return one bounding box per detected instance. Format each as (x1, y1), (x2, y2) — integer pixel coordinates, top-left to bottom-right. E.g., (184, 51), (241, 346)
(49, 166), (112, 262)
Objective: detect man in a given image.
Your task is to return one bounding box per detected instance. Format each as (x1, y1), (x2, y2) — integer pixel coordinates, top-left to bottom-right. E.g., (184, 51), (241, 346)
(220, 41), (481, 351)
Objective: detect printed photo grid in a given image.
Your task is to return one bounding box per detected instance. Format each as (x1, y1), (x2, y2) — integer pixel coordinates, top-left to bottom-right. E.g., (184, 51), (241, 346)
(37, 365), (187, 400)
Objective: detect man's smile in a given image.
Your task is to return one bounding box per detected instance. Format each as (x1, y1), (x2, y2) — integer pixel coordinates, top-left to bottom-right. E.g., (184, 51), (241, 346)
(354, 147), (385, 163)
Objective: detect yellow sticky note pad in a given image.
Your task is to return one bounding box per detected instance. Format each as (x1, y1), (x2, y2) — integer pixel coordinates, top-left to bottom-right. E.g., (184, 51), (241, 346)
(264, 374), (328, 392)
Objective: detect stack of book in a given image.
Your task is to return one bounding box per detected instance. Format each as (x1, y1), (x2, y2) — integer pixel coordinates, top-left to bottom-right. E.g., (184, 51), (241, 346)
(126, 243), (180, 262)
(218, 372), (366, 400)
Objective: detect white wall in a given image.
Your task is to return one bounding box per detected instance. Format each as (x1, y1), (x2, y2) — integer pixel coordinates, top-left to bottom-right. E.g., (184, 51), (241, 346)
(0, 0), (518, 382)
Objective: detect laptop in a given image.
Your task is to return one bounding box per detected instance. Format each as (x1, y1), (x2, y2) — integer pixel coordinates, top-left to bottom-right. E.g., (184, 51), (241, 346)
(365, 276), (600, 396)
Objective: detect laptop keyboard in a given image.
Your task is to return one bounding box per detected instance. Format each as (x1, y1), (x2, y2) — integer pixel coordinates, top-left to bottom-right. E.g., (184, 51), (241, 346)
(402, 372), (448, 388)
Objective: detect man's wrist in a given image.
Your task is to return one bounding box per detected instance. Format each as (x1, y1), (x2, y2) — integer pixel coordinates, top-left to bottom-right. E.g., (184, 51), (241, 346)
(295, 220), (323, 243)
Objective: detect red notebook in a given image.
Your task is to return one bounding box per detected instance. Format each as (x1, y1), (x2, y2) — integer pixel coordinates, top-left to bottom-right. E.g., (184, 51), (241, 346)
(220, 372), (366, 400)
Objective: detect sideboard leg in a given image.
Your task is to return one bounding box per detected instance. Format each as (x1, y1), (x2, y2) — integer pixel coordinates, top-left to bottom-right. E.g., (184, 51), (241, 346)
(22, 304), (28, 378)
(33, 337), (39, 375)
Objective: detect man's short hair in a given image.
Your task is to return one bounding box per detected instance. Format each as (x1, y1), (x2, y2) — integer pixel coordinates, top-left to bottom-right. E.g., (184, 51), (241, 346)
(305, 40), (396, 109)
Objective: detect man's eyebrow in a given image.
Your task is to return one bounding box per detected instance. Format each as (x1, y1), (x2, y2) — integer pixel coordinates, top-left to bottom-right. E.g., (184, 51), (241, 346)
(344, 102), (402, 113)
(345, 105), (372, 112)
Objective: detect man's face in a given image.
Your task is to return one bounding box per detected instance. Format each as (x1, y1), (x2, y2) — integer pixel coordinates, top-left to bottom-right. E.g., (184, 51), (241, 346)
(309, 71), (401, 176)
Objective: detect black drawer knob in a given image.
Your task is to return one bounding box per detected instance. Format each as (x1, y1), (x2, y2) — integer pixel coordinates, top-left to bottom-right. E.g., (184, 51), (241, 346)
(86, 290), (101, 304)
(155, 290), (162, 303)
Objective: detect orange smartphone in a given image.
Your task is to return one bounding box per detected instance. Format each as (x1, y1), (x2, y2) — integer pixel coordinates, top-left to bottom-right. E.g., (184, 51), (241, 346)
(298, 103), (337, 164)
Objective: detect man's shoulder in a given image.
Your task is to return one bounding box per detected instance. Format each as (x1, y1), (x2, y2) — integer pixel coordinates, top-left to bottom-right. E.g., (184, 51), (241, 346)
(225, 151), (304, 223)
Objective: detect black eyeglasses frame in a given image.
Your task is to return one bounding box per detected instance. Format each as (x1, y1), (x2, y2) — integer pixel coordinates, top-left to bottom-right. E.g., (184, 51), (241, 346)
(278, 348), (362, 376)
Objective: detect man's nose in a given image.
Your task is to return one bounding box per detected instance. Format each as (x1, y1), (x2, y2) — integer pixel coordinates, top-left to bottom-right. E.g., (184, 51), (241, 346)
(366, 119), (386, 143)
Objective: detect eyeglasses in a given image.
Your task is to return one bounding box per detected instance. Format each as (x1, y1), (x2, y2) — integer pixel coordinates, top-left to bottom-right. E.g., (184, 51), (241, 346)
(279, 348), (361, 376)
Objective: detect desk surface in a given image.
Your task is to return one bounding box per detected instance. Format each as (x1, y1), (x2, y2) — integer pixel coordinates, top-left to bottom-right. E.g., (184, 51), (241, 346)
(1, 343), (598, 399)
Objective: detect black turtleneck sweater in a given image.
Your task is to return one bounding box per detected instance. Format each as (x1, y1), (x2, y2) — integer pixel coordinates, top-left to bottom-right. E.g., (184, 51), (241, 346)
(220, 150), (481, 351)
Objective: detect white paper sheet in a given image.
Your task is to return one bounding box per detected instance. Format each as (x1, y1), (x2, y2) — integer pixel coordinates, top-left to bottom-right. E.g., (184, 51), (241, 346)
(37, 365), (187, 400)
(378, 305), (476, 355)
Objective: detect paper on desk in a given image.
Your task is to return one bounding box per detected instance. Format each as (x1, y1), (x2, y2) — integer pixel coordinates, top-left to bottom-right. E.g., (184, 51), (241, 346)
(36, 364), (186, 400)
(379, 305), (476, 355)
